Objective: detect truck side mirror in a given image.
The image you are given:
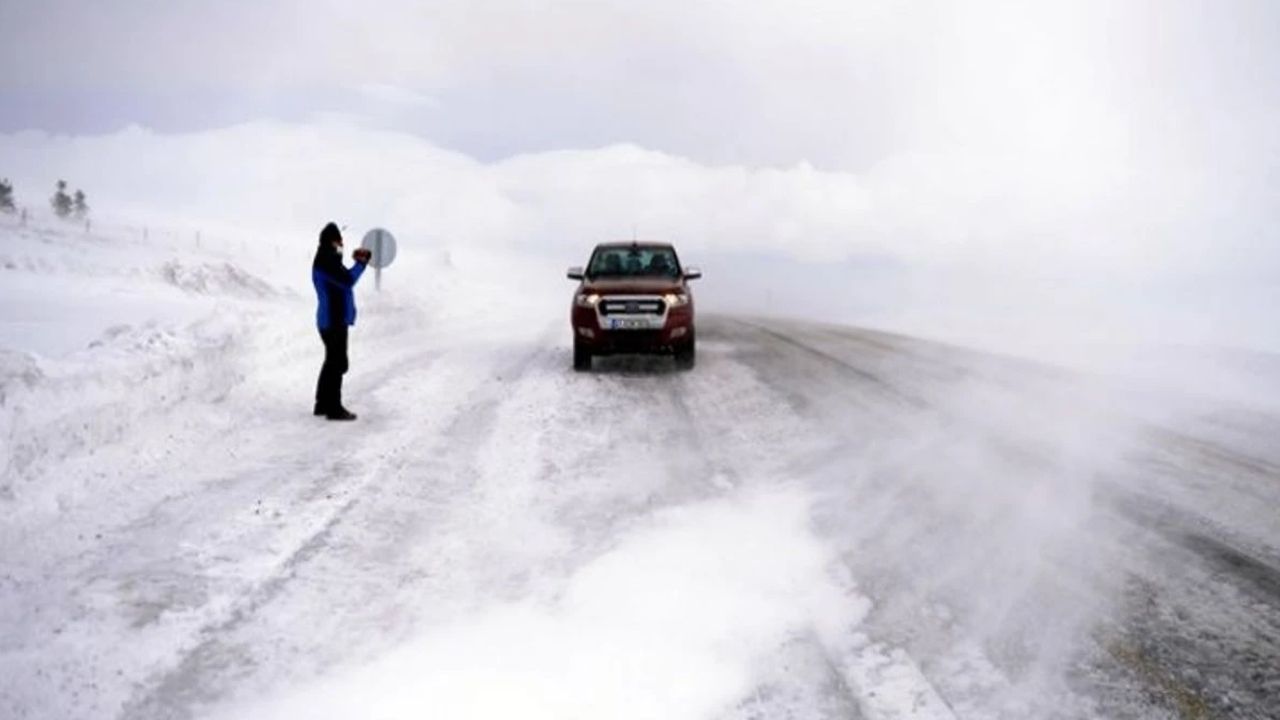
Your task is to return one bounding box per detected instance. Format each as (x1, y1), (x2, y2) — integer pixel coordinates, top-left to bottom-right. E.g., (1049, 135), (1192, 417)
(684, 267), (702, 280)
(567, 266), (585, 281)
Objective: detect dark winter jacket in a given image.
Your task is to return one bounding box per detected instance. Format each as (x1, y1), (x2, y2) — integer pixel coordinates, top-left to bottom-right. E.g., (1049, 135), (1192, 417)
(312, 244), (366, 329)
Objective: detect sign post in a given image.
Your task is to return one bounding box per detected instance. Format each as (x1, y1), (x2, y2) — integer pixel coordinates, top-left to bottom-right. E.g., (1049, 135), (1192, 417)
(360, 228), (398, 291)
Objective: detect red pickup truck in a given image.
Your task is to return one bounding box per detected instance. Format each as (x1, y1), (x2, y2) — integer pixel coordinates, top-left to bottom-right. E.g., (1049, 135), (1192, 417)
(567, 242), (702, 371)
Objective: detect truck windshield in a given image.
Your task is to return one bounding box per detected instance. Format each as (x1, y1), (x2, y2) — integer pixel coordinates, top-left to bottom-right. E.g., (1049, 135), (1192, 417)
(587, 247), (681, 279)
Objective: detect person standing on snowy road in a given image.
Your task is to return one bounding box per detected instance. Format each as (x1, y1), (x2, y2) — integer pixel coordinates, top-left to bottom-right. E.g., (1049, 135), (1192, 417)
(312, 222), (371, 421)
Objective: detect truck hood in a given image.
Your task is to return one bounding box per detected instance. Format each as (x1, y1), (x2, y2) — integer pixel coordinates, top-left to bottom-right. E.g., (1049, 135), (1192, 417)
(581, 277), (684, 295)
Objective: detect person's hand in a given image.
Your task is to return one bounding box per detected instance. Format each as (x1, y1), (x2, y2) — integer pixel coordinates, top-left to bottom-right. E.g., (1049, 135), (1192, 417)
(353, 248), (373, 264)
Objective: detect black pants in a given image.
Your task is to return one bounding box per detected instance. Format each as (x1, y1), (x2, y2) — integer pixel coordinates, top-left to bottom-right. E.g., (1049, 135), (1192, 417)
(316, 327), (349, 412)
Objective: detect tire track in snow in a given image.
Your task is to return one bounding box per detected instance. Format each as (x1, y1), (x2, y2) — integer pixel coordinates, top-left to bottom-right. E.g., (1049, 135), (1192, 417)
(724, 316), (1280, 719)
(563, 336), (886, 720)
(0, 339), (450, 720)
(1108, 488), (1280, 604)
(731, 319), (930, 411)
(1099, 486), (1280, 718)
(705, 317), (1037, 719)
(119, 338), (556, 720)
(736, 319), (1114, 718)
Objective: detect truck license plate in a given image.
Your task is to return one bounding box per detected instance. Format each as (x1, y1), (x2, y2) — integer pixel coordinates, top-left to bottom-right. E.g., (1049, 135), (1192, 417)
(609, 318), (649, 330)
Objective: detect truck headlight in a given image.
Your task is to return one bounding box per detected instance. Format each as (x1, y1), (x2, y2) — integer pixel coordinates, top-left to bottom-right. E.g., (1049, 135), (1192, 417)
(663, 292), (689, 308)
(576, 293), (601, 307)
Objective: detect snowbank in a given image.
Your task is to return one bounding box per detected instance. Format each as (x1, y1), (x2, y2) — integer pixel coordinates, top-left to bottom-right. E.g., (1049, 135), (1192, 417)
(0, 210), (558, 511)
(204, 489), (863, 720)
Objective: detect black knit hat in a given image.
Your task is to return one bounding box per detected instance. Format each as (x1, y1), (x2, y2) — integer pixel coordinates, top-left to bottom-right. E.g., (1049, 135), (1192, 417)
(319, 222), (342, 246)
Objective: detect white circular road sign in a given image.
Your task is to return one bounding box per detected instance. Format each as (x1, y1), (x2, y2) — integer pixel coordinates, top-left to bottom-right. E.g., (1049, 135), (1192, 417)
(360, 228), (398, 269)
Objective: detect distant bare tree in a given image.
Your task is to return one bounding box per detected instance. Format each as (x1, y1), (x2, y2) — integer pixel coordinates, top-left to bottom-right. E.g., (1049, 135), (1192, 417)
(51, 180), (73, 219)
(73, 189), (89, 220)
(0, 178), (14, 214)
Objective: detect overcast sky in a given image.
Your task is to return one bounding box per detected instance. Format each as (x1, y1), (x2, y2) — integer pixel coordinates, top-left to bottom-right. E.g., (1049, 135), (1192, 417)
(3, 0), (1276, 168)
(2, 1), (1278, 354)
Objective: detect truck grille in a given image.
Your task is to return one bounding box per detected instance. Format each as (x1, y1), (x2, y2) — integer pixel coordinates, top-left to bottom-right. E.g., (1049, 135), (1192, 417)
(599, 298), (666, 316)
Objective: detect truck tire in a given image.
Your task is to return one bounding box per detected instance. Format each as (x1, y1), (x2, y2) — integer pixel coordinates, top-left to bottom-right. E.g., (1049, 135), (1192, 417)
(674, 333), (696, 370)
(573, 339), (593, 372)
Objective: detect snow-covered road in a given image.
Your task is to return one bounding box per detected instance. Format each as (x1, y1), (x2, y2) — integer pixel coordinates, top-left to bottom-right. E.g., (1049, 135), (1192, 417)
(2, 222), (1279, 719)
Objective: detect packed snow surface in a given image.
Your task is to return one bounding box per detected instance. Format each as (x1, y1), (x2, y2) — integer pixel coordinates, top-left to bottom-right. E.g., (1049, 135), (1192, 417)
(2, 216), (1279, 719)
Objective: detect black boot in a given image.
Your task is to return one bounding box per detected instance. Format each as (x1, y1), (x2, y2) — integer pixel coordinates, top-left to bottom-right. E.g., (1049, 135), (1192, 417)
(313, 403), (327, 416)
(326, 407), (357, 421)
